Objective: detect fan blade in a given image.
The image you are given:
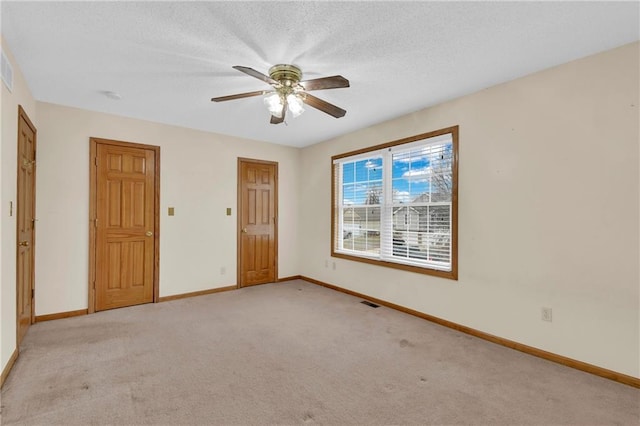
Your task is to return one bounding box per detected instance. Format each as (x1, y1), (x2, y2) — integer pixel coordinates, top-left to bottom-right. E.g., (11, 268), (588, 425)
(233, 65), (278, 85)
(270, 99), (287, 124)
(270, 114), (284, 124)
(299, 75), (350, 91)
(211, 90), (266, 102)
(302, 94), (346, 118)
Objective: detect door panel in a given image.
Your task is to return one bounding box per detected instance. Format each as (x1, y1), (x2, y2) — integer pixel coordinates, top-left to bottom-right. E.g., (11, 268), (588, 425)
(95, 143), (155, 311)
(17, 107), (36, 346)
(238, 160), (277, 287)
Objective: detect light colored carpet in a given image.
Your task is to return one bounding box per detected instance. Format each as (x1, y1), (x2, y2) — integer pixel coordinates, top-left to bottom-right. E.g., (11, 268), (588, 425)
(1, 279), (638, 425)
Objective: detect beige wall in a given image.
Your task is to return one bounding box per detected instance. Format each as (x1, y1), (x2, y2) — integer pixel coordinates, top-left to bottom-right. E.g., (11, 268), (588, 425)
(1, 39), (37, 373)
(298, 42), (640, 377)
(34, 102), (300, 316)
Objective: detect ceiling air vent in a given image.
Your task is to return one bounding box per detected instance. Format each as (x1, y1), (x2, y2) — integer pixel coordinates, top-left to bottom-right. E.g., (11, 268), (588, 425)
(1, 48), (14, 92)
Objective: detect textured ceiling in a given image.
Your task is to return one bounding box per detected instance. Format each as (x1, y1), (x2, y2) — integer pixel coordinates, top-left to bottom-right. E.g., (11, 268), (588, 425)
(2, 1), (638, 147)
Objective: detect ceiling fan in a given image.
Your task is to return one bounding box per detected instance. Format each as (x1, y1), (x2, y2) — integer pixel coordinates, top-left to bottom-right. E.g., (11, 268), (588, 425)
(211, 64), (349, 124)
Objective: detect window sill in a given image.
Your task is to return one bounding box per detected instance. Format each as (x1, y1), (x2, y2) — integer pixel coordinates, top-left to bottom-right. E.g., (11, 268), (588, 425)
(331, 251), (458, 280)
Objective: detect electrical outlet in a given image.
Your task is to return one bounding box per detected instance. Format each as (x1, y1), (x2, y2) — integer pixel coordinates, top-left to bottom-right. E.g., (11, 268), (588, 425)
(324, 260), (328, 268)
(332, 262), (336, 270)
(220, 267), (226, 275)
(541, 307), (552, 322)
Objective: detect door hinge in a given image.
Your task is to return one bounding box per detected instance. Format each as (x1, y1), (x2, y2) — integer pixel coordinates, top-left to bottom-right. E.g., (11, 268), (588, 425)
(94, 157), (97, 166)
(31, 288), (34, 300)
(94, 218), (98, 227)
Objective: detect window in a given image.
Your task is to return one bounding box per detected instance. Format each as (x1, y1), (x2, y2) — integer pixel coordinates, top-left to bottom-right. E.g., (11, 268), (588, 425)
(332, 126), (458, 279)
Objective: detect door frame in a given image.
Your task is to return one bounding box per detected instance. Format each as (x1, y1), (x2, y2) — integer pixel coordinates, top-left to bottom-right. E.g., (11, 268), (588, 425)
(16, 105), (37, 343)
(236, 158), (278, 288)
(88, 137), (160, 313)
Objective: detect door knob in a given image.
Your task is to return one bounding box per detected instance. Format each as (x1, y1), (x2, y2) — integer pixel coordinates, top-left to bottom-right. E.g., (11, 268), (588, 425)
(145, 231), (153, 237)
(242, 228), (248, 233)
(19, 241), (29, 247)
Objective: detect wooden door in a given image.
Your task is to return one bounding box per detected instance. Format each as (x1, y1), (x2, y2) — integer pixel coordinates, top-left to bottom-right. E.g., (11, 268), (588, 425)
(16, 106), (36, 346)
(92, 140), (158, 311)
(238, 159), (277, 287)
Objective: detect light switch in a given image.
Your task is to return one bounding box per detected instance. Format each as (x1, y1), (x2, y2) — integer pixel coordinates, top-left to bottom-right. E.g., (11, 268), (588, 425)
(168, 207), (175, 216)
(226, 208), (232, 216)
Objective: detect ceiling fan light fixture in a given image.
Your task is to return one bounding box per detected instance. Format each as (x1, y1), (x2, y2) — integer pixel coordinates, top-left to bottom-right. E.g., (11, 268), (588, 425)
(264, 92), (283, 117)
(287, 93), (305, 118)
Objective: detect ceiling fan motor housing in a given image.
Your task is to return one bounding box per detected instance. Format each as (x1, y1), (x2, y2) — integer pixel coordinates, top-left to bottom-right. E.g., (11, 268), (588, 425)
(269, 64), (302, 86)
